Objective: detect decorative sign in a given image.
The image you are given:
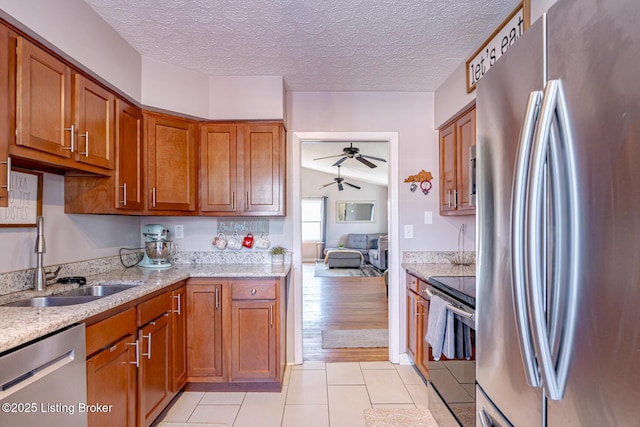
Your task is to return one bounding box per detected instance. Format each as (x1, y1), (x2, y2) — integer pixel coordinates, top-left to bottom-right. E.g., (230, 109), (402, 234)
(217, 220), (269, 235)
(466, 0), (530, 93)
(0, 168), (43, 227)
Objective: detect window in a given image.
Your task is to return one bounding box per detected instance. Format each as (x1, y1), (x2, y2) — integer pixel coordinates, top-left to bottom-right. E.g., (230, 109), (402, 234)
(301, 198), (324, 242)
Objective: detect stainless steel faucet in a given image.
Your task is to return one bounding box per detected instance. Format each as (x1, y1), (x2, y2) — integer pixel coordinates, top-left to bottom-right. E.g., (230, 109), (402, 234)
(33, 216), (47, 291)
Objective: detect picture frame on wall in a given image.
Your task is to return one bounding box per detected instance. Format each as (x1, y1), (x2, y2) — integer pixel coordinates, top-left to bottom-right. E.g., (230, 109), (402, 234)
(0, 168), (43, 227)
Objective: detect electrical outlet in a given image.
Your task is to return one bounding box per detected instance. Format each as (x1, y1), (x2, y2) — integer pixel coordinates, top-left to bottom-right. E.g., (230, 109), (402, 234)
(174, 225), (184, 239)
(404, 224), (414, 239)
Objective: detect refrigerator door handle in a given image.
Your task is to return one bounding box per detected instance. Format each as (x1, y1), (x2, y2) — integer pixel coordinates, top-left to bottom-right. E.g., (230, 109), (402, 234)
(511, 90), (543, 388)
(528, 79), (580, 401)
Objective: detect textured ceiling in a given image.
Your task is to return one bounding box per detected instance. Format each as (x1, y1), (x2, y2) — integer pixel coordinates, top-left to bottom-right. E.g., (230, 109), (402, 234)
(84, 0), (521, 92)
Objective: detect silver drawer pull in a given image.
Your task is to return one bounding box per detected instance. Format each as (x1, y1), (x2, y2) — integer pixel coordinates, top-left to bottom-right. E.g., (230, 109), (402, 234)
(251, 288), (257, 296)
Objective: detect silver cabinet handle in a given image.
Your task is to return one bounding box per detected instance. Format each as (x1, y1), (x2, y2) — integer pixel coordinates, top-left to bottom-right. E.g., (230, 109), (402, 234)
(64, 124), (75, 152)
(0, 156), (10, 190)
(528, 79), (580, 401)
(251, 288), (257, 295)
(245, 191), (249, 210)
(454, 190), (458, 207)
(478, 409), (493, 427)
(215, 287), (219, 309)
(79, 131), (89, 157)
(270, 304), (273, 327)
(173, 293), (181, 315)
(511, 90), (543, 389)
(142, 332), (152, 360)
(232, 192), (235, 210)
(120, 182), (127, 206)
(127, 340), (139, 367)
(447, 190), (451, 208)
(152, 187), (156, 208)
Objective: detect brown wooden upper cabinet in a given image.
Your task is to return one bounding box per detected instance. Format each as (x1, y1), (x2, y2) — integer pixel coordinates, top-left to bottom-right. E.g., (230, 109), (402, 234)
(14, 37), (113, 174)
(0, 24), (9, 207)
(116, 99), (143, 211)
(144, 112), (197, 213)
(199, 122), (285, 216)
(439, 105), (476, 215)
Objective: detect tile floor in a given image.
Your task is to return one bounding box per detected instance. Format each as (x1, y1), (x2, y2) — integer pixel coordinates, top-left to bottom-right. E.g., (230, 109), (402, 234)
(156, 361), (430, 427)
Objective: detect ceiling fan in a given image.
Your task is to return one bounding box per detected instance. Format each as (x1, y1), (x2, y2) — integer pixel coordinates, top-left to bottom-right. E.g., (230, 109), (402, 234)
(320, 166), (361, 191)
(313, 143), (386, 168)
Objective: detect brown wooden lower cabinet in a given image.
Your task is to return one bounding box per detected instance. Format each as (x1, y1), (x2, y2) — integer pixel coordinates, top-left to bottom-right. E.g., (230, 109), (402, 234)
(138, 312), (171, 427)
(406, 273), (429, 379)
(171, 285), (187, 392)
(86, 334), (137, 427)
(230, 299), (277, 381)
(186, 280), (225, 382)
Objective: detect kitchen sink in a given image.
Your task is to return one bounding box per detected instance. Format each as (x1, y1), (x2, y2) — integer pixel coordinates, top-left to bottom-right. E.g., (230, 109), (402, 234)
(1, 284), (139, 307)
(55, 284), (138, 297)
(2, 295), (102, 307)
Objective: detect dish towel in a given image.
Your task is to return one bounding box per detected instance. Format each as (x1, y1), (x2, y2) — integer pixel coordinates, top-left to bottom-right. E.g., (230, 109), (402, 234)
(426, 295), (454, 361)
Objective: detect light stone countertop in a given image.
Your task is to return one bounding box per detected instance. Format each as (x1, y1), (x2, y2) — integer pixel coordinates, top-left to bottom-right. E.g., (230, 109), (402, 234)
(401, 262), (476, 283)
(0, 263), (291, 354)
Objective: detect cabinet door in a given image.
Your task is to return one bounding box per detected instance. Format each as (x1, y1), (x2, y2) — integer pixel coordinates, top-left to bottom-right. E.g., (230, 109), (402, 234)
(231, 299), (277, 381)
(145, 113), (196, 212)
(416, 297), (430, 379)
(171, 285), (187, 392)
(138, 314), (171, 427)
(241, 124), (284, 215)
(456, 108), (476, 212)
(406, 289), (418, 361)
(186, 283), (223, 379)
(439, 121), (457, 214)
(116, 100), (143, 211)
(15, 37), (72, 159)
(74, 75), (114, 170)
(199, 124), (238, 213)
(0, 25), (9, 207)
(86, 334), (137, 427)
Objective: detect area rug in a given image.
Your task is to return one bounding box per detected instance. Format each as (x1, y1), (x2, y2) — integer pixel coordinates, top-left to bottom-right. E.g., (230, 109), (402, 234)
(364, 408), (438, 427)
(322, 328), (388, 348)
(314, 261), (382, 278)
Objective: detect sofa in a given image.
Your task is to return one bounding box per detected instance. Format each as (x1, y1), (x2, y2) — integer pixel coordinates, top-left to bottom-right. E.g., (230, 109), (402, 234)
(324, 233), (388, 270)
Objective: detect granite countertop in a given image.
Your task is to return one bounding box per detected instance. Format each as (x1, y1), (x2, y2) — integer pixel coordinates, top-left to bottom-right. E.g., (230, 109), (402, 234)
(0, 263), (291, 354)
(402, 262), (476, 282)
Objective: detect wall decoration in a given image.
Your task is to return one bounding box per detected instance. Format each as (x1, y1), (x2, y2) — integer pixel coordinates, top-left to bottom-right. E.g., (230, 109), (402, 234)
(0, 168), (43, 227)
(405, 170), (433, 195)
(217, 220), (269, 234)
(466, 0), (531, 92)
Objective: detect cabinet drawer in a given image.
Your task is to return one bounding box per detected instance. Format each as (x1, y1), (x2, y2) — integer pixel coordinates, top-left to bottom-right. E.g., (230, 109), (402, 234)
(86, 307), (136, 356)
(138, 291), (171, 326)
(406, 273), (419, 293)
(231, 280), (276, 300)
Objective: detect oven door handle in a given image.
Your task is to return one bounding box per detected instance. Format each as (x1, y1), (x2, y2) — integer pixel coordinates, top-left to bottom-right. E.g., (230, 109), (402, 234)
(424, 287), (475, 322)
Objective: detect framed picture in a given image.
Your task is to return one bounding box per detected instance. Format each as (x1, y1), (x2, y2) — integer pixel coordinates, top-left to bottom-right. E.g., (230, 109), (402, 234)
(0, 168), (43, 227)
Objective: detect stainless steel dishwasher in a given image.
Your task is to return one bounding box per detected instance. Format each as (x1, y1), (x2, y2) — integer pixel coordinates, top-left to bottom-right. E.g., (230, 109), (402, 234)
(0, 324), (88, 427)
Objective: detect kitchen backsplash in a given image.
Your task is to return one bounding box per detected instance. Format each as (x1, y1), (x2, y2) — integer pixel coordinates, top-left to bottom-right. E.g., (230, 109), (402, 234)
(402, 251), (476, 264)
(0, 251), (292, 296)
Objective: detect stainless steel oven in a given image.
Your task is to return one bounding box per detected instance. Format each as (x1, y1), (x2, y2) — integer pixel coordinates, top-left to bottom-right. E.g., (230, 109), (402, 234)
(426, 276), (476, 427)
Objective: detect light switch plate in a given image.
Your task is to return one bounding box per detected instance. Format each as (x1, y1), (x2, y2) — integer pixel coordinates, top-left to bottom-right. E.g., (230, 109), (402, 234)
(404, 224), (414, 239)
(424, 211), (433, 224)
(174, 225), (184, 239)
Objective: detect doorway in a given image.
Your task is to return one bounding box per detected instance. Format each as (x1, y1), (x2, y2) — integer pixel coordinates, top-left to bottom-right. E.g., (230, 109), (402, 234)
(291, 132), (401, 365)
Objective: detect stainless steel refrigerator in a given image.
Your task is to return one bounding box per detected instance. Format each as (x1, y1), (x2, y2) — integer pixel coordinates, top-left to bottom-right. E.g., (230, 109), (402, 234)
(476, 0), (640, 425)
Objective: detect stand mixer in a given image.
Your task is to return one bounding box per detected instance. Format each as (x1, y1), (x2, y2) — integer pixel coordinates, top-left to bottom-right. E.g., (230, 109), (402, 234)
(139, 224), (176, 269)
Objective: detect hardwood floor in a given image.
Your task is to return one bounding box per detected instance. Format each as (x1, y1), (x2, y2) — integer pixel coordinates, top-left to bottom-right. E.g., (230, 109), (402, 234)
(302, 262), (389, 362)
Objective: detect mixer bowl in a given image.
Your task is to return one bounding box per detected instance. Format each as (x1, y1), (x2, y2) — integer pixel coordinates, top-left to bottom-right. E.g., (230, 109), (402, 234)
(145, 241), (176, 262)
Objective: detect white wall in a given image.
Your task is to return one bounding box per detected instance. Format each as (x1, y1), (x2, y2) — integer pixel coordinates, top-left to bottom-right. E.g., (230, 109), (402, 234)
(289, 92), (475, 253)
(0, 173), (140, 273)
(0, 0), (141, 101)
(301, 167), (388, 248)
(141, 56), (210, 118)
(209, 76), (285, 120)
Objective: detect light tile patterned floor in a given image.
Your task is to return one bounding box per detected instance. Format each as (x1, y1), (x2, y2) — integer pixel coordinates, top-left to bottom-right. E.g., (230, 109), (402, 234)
(157, 361), (430, 427)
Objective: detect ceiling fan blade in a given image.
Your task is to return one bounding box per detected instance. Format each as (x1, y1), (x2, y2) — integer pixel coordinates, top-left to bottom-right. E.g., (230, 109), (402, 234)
(337, 182), (344, 191)
(332, 157), (348, 167)
(313, 154), (344, 160)
(319, 182), (336, 188)
(359, 154), (387, 163)
(356, 156), (377, 168)
(345, 182), (361, 189)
